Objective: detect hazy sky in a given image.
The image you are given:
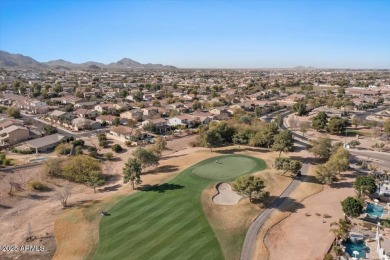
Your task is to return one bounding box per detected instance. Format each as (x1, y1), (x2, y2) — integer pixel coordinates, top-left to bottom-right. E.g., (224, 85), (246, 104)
(1, 0), (389, 68)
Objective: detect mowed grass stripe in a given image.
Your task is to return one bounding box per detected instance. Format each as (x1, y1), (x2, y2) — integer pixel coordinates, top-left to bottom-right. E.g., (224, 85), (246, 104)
(94, 155), (266, 260)
(155, 227), (217, 260)
(107, 196), (189, 230)
(106, 192), (174, 221)
(131, 221), (206, 259)
(109, 206), (198, 253)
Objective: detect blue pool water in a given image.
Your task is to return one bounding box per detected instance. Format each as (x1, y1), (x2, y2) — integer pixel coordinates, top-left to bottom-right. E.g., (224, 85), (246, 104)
(342, 240), (369, 259)
(366, 203), (384, 218)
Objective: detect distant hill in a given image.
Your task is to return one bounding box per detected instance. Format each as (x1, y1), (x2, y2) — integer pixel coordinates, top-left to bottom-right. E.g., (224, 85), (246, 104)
(0, 50), (47, 70)
(0, 50), (177, 70)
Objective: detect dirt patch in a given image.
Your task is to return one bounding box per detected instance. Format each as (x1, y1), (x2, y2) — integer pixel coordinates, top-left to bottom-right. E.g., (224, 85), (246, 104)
(264, 170), (356, 260)
(253, 164), (324, 260)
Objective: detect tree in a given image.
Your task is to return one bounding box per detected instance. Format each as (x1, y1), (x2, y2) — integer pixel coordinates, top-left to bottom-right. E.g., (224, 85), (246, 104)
(88, 146), (98, 158)
(352, 118), (360, 129)
(298, 121), (310, 137)
(348, 140), (360, 148)
(61, 155), (103, 183)
(0, 153), (11, 166)
(272, 130), (294, 157)
(123, 157), (142, 190)
(133, 91), (144, 102)
(43, 125), (57, 135)
(384, 119), (390, 134)
(44, 158), (65, 177)
(288, 116), (298, 129)
(232, 175), (265, 202)
(112, 144), (123, 153)
(255, 106), (262, 118)
(55, 187), (71, 207)
(97, 133), (107, 142)
(7, 107), (21, 118)
(152, 136), (167, 156)
(327, 116), (350, 135)
(132, 147), (160, 169)
(112, 118), (121, 126)
(274, 157), (302, 176)
(330, 219), (351, 247)
(292, 102), (308, 116)
(311, 112), (328, 131)
(328, 147), (350, 174)
(354, 176), (377, 197)
(310, 137), (332, 160)
(249, 122), (279, 148)
(315, 163), (338, 185)
(202, 128), (223, 152)
(86, 174), (105, 193)
(341, 196), (363, 217)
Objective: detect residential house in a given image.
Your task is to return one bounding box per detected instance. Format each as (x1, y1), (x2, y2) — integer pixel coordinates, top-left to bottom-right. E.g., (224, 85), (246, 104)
(74, 109), (98, 119)
(74, 101), (97, 109)
(24, 133), (66, 153)
(190, 111), (213, 125)
(142, 107), (160, 117)
(109, 126), (139, 142)
(49, 110), (74, 121)
(209, 107), (231, 120)
(168, 114), (196, 127)
(94, 103), (117, 114)
(0, 125), (30, 146)
(96, 115), (126, 125)
(71, 118), (101, 131)
(113, 102), (129, 111)
(120, 109), (143, 121)
(142, 118), (171, 133)
(51, 95), (84, 105)
(0, 119), (23, 130)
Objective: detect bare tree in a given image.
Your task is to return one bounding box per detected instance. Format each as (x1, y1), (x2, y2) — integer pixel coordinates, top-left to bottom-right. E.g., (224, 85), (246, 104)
(299, 121), (311, 138)
(8, 177), (20, 195)
(55, 187), (71, 207)
(288, 116), (298, 129)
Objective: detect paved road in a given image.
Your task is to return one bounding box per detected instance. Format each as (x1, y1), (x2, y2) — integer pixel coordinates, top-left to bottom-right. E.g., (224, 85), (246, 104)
(348, 149), (390, 169)
(240, 110), (308, 260)
(240, 163), (309, 260)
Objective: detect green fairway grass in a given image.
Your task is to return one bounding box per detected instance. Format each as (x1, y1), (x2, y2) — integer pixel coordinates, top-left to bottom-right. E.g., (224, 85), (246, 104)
(93, 154), (266, 260)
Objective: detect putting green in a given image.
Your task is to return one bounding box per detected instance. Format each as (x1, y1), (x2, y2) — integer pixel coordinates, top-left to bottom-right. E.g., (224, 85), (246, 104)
(93, 154), (265, 260)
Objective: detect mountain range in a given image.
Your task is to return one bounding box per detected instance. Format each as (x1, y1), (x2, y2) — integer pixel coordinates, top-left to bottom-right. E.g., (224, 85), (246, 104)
(0, 50), (177, 70)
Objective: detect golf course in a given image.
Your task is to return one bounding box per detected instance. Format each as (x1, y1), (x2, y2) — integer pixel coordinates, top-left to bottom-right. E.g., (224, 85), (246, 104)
(93, 154), (266, 260)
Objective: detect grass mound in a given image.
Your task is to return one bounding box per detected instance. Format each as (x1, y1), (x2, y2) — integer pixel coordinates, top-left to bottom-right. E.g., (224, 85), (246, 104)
(93, 154), (265, 260)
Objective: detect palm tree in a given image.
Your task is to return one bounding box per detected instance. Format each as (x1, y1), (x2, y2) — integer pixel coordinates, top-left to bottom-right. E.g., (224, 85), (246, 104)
(330, 218), (351, 246)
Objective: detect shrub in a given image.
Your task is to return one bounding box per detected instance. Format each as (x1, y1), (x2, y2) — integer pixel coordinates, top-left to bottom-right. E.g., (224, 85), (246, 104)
(323, 253), (334, 260)
(28, 180), (50, 191)
(112, 144), (123, 153)
(72, 139), (85, 147)
(99, 140), (108, 147)
(55, 143), (72, 156)
(104, 152), (114, 160)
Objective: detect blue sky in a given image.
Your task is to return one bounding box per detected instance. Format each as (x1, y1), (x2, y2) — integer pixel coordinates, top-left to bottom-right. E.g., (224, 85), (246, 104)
(1, 0), (389, 68)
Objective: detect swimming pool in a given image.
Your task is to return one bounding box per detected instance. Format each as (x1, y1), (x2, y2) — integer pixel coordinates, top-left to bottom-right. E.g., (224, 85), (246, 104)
(366, 203), (384, 218)
(342, 240), (370, 259)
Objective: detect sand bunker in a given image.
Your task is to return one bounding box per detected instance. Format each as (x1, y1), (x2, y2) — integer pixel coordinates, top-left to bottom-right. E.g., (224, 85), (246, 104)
(212, 182), (241, 205)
